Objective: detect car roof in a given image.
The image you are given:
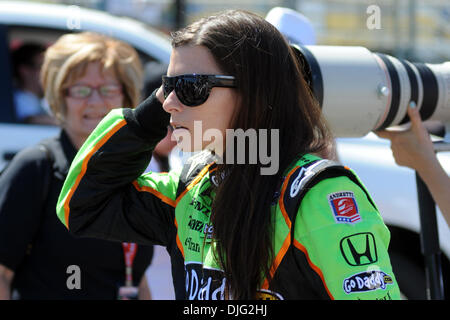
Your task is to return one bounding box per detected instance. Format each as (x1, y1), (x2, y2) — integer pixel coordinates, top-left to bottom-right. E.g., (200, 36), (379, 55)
(0, 1), (171, 64)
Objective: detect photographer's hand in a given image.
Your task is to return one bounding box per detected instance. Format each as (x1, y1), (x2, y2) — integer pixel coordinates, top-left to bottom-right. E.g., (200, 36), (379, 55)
(375, 103), (450, 227)
(376, 103), (436, 172)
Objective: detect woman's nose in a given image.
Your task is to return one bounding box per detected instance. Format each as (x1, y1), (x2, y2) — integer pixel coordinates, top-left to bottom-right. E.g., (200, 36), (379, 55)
(162, 91), (183, 114)
(87, 89), (104, 103)
(86, 89), (109, 111)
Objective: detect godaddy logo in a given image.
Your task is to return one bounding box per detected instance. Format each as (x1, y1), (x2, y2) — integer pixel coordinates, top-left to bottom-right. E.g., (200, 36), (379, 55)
(343, 270), (393, 294)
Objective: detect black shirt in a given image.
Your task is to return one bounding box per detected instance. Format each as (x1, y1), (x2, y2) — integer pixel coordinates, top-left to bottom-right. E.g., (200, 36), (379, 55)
(0, 130), (153, 299)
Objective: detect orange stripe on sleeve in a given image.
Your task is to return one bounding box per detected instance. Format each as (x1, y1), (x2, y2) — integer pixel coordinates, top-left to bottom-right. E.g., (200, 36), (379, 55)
(132, 181), (181, 255)
(171, 163), (214, 258)
(278, 166), (301, 230)
(63, 119), (127, 228)
(174, 218), (184, 258)
(261, 233), (291, 290)
(261, 166), (301, 289)
(132, 180), (182, 257)
(175, 163), (214, 204)
(132, 181), (176, 207)
(293, 238), (334, 300)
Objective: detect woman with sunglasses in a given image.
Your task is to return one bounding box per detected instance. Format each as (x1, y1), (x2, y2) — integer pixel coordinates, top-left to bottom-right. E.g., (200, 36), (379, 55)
(57, 11), (401, 300)
(0, 32), (154, 299)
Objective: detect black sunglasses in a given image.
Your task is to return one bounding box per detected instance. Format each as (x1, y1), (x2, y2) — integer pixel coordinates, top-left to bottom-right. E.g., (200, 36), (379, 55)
(162, 74), (236, 107)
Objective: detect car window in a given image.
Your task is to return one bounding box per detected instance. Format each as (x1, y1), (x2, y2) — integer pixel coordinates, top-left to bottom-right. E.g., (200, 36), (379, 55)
(2, 25), (159, 126)
(10, 25), (157, 66)
(0, 23), (165, 170)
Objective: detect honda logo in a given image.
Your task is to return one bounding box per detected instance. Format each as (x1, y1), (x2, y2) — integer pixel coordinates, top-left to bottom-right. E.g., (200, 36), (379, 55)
(339, 232), (377, 266)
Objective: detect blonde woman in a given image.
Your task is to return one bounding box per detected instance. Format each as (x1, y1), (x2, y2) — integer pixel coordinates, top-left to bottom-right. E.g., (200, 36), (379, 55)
(0, 32), (153, 299)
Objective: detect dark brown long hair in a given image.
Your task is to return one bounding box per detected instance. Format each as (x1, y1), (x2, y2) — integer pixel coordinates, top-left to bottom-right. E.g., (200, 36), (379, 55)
(171, 10), (332, 299)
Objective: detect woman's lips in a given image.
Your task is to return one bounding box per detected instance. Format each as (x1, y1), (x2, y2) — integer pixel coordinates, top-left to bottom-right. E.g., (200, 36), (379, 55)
(83, 115), (106, 127)
(170, 122), (189, 130)
(170, 123), (190, 144)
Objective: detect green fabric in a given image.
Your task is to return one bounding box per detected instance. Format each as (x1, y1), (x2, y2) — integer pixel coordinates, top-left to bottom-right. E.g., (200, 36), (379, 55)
(294, 175), (401, 299)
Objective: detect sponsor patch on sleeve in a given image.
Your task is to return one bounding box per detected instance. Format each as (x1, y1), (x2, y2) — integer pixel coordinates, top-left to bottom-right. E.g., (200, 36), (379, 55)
(328, 191), (361, 224)
(343, 270), (394, 294)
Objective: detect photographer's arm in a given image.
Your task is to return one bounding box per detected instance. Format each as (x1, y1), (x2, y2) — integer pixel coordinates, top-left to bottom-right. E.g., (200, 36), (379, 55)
(419, 159), (450, 228)
(376, 104), (450, 227)
(0, 264), (13, 300)
(56, 89), (179, 245)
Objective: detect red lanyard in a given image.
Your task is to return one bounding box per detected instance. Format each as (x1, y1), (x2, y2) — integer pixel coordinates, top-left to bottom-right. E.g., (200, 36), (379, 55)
(122, 242), (137, 287)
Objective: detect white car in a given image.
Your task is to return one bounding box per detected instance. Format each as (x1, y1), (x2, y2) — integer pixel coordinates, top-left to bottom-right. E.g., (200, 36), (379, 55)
(0, 1), (448, 299)
(0, 0), (171, 170)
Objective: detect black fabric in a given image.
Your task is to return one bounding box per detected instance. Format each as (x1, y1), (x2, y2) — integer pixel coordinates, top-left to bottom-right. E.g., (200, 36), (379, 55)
(0, 130), (153, 299)
(125, 89), (170, 143)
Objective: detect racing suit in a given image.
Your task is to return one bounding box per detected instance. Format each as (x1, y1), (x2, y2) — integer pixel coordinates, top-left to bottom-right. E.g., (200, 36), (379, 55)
(56, 90), (401, 300)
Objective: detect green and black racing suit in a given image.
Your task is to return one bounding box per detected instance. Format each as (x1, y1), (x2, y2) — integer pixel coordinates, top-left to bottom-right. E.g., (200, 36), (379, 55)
(56, 91), (401, 300)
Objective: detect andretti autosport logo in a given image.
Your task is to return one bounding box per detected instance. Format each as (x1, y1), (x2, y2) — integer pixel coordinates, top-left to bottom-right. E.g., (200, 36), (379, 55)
(328, 191), (361, 224)
(343, 270), (393, 294)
